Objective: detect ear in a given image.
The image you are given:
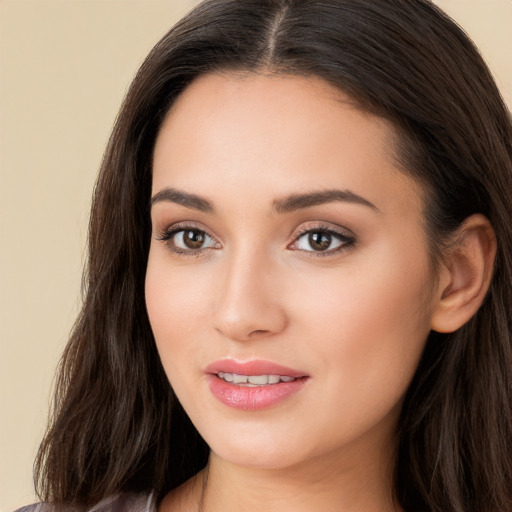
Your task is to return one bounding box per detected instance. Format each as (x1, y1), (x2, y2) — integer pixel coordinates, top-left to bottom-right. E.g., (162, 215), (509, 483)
(431, 214), (496, 333)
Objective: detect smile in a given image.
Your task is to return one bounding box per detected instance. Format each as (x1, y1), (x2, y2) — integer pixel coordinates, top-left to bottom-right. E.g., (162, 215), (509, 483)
(217, 372), (296, 386)
(205, 359), (309, 410)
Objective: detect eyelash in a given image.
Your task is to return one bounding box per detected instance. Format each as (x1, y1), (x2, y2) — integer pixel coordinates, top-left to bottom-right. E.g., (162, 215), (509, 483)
(156, 222), (219, 257)
(156, 222), (356, 258)
(289, 224), (356, 257)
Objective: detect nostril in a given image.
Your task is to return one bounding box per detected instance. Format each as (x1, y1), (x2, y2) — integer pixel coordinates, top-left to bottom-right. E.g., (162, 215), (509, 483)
(246, 329), (271, 339)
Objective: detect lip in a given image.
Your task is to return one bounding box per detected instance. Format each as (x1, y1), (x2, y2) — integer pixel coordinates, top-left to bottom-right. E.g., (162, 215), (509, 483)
(205, 359), (309, 411)
(205, 359), (307, 378)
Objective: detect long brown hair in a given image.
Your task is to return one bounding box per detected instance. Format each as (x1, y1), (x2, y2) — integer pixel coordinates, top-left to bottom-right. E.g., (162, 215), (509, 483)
(35, 1), (512, 510)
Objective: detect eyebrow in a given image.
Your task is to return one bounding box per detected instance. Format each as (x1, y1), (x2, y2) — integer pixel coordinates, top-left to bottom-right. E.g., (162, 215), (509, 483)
(150, 187), (378, 214)
(273, 189), (379, 213)
(151, 187), (214, 213)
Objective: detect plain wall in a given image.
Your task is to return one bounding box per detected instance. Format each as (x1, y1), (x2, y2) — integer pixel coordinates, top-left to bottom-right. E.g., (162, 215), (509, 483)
(1, 1), (510, 510)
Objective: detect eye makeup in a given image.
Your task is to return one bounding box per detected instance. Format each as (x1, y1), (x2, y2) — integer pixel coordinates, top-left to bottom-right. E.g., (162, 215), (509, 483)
(288, 223), (356, 258)
(156, 221), (221, 257)
(155, 219), (356, 260)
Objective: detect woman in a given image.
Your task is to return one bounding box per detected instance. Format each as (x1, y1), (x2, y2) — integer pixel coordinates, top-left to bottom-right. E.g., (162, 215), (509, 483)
(18, 0), (512, 511)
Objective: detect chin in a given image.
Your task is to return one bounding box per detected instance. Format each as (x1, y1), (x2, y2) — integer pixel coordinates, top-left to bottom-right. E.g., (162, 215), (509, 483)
(199, 421), (320, 471)
(211, 442), (306, 470)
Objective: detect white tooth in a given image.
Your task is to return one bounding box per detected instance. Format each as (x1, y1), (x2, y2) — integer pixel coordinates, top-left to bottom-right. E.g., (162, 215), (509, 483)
(280, 376), (295, 382)
(218, 372), (224, 378)
(268, 375), (280, 384)
(248, 375), (268, 385)
(223, 372), (234, 382)
(233, 374), (248, 384)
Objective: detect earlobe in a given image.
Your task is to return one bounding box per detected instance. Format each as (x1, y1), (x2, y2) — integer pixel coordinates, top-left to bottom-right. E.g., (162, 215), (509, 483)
(430, 214), (496, 333)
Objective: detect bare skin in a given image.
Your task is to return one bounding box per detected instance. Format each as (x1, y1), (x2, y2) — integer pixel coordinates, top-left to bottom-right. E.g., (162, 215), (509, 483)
(148, 73), (496, 512)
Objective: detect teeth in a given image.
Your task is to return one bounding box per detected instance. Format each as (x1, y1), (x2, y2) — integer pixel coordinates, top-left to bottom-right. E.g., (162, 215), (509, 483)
(233, 374), (248, 384)
(217, 372), (297, 386)
(248, 375), (268, 385)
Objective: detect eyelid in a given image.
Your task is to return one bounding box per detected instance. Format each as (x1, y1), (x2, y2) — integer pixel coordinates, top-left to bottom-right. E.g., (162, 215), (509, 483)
(288, 222), (356, 256)
(154, 220), (355, 257)
(155, 221), (221, 255)
(156, 220), (203, 240)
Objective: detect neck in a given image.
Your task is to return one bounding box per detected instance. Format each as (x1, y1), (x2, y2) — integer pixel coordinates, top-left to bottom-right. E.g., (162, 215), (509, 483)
(160, 415), (402, 512)
(200, 445), (398, 512)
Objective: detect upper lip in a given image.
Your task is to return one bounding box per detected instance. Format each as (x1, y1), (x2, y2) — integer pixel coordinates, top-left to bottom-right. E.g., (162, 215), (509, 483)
(205, 359), (308, 378)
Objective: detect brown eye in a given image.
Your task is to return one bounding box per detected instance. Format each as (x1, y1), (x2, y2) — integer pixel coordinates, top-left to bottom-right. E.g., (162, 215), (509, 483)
(182, 229), (206, 249)
(159, 227), (219, 253)
(292, 227), (354, 255)
(308, 232), (332, 251)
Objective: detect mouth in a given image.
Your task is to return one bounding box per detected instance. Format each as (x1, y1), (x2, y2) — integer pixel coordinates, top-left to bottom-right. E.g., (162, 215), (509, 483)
(216, 372), (298, 386)
(205, 359), (309, 410)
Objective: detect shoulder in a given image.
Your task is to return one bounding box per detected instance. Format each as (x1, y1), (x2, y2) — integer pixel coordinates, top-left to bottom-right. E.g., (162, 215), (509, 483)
(13, 505), (54, 512)
(89, 493), (155, 512)
(13, 493), (156, 512)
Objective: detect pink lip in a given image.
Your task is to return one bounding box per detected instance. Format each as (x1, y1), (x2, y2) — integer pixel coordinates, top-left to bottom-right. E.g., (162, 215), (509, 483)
(205, 359), (307, 378)
(205, 359), (309, 411)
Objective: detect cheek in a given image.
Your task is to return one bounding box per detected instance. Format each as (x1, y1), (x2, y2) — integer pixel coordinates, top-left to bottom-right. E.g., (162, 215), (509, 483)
(145, 250), (210, 373)
(288, 245), (434, 408)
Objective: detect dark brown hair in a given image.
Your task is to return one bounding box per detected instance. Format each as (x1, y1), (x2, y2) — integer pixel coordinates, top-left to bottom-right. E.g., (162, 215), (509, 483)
(35, 1), (512, 511)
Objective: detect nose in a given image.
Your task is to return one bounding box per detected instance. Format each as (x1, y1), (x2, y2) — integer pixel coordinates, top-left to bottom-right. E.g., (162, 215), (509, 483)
(213, 250), (288, 342)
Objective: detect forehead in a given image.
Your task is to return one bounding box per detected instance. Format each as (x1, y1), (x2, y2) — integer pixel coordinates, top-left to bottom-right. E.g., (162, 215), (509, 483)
(152, 72), (423, 219)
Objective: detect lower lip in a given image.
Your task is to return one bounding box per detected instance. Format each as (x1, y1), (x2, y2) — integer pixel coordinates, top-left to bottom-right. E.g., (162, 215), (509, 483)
(207, 375), (308, 411)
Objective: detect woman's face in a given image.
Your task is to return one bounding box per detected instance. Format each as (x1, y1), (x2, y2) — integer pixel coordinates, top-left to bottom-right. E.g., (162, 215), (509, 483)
(146, 73), (439, 471)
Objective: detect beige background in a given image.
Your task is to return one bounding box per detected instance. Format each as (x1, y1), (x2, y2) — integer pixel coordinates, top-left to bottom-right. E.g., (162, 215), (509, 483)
(1, 1), (510, 510)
